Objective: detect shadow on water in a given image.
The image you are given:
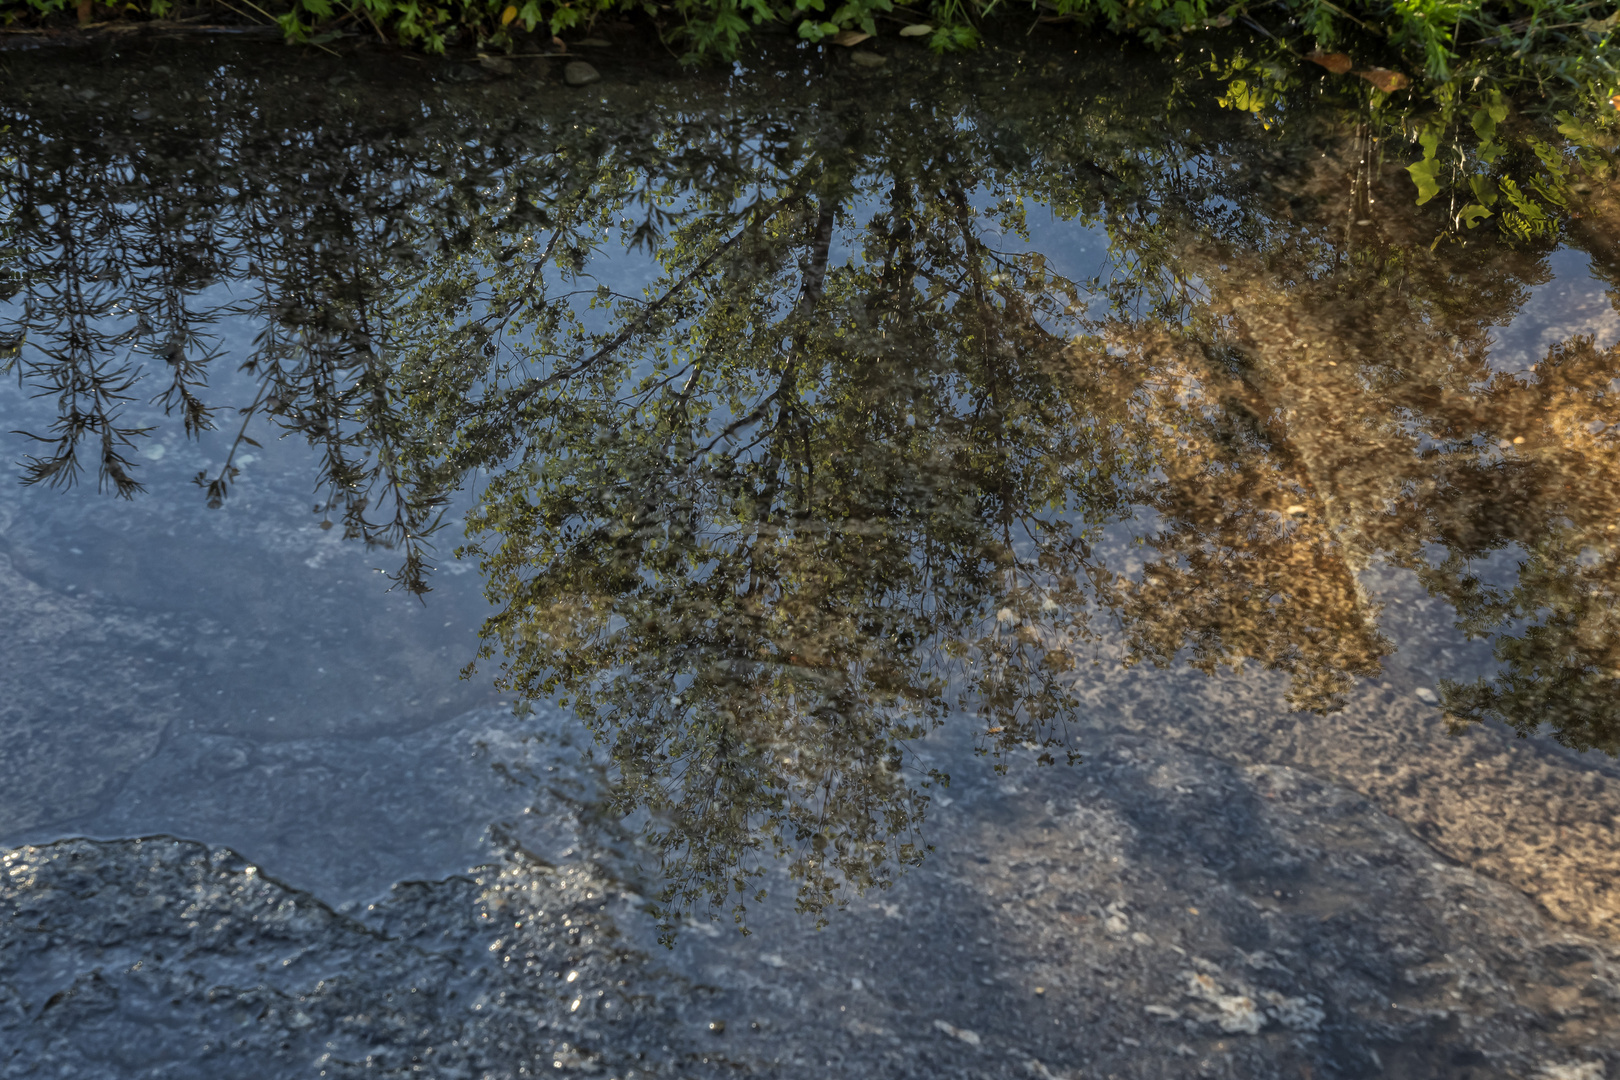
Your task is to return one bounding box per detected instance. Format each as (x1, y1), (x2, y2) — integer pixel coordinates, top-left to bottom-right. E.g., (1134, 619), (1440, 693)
(5, 32), (1620, 1077)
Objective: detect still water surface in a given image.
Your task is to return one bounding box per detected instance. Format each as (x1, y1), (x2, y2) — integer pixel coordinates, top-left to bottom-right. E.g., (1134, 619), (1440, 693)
(3, 33), (1620, 1079)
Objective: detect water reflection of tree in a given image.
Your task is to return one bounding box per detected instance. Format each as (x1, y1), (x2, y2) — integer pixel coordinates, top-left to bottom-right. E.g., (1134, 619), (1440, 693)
(433, 177), (1144, 933)
(1084, 225), (1620, 748)
(4, 45), (1619, 928)
(0, 72), (459, 584)
(381, 85), (1620, 923)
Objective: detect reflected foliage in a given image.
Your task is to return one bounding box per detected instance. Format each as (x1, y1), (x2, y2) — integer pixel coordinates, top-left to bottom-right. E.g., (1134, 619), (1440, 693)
(4, 40), (1620, 930)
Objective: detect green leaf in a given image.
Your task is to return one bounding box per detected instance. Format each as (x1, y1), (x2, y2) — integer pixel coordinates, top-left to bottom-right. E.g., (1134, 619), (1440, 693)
(1457, 203), (1492, 229)
(929, 24), (979, 51)
(1555, 112), (1602, 148)
(1406, 156), (1442, 204)
(1218, 79), (1265, 114)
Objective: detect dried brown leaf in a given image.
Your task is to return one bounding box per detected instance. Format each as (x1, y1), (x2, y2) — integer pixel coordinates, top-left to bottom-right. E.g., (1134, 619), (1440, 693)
(1306, 51), (1353, 75)
(1358, 67), (1410, 92)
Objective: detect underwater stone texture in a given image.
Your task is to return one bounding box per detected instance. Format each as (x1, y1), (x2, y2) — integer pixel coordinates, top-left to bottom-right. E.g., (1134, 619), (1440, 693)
(6, 723), (1619, 1080)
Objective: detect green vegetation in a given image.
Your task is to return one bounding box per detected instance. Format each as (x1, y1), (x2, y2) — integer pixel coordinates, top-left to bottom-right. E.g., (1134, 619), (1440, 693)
(3, 0), (1616, 94)
(7, 0), (1616, 245)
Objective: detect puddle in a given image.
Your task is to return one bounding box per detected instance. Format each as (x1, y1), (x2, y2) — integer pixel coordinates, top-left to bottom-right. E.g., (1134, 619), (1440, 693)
(3, 33), (1620, 1079)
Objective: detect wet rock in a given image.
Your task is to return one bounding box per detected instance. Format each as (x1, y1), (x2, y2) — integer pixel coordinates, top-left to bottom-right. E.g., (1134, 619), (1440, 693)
(946, 740), (1620, 1077)
(0, 836), (715, 1080)
(564, 61), (600, 87)
(0, 548), (182, 834)
(637, 733), (1620, 1078)
(933, 1019), (982, 1047)
(1069, 631), (1620, 941)
(850, 51), (887, 68)
(8, 732), (1620, 1079)
(85, 706), (596, 904)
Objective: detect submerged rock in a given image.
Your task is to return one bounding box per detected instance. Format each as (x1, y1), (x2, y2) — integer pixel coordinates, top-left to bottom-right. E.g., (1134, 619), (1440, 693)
(8, 734), (1620, 1079)
(564, 61), (600, 87)
(0, 836), (713, 1079)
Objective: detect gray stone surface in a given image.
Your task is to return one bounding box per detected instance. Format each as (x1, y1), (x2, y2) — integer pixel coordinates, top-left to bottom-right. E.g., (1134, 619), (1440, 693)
(94, 707), (597, 901)
(1064, 631), (1620, 944)
(0, 511), (182, 833)
(6, 720), (1620, 1079)
(564, 61), (600, 87)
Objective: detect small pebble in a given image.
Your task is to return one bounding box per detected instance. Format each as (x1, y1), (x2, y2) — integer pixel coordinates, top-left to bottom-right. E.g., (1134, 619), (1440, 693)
(708, 1019), (726, 1034)
(932, 1019), (982, 1046)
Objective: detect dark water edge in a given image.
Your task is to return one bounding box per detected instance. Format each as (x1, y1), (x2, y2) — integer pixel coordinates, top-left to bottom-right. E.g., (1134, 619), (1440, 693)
(3, 33), (1620, 1080)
